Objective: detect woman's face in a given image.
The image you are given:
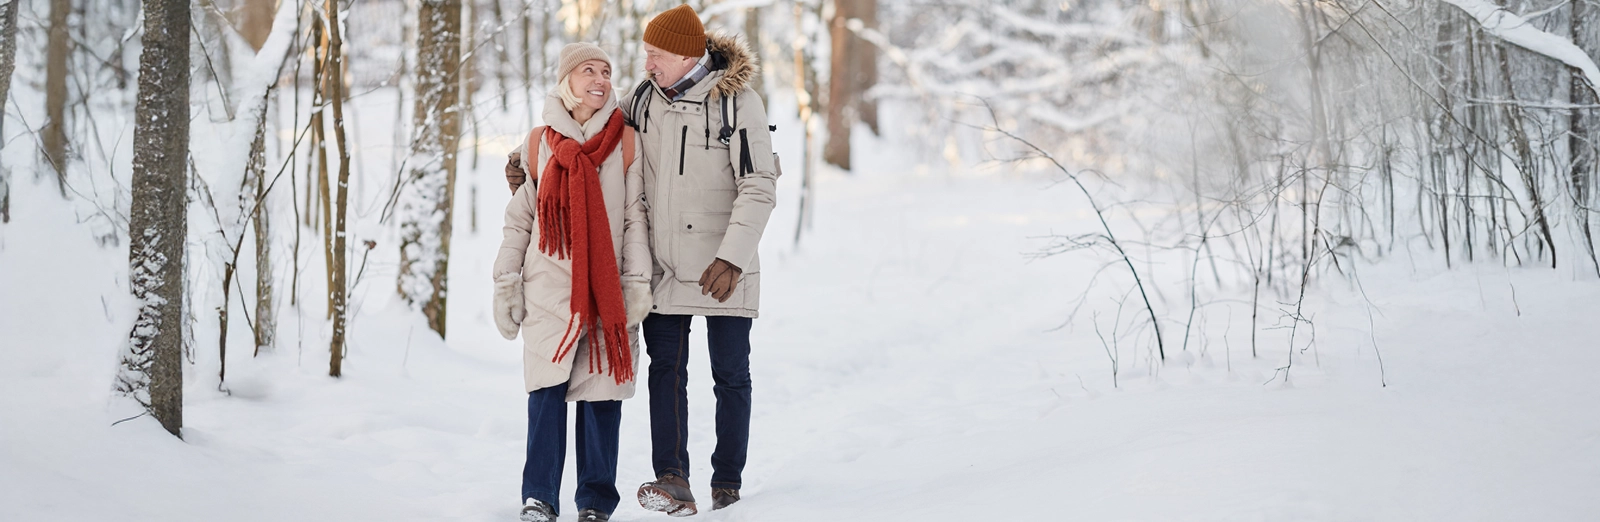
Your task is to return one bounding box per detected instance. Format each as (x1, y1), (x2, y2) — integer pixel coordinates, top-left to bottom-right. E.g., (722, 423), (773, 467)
(568, 59), (613, 112)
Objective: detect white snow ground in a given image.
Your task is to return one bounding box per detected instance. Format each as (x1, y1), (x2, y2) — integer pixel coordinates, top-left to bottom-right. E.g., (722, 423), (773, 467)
(3, 94), (1599, 522)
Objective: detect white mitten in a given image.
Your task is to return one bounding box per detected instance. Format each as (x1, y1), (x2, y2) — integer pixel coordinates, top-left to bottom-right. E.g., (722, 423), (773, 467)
(623, 279), (653, 327)
(493, 273), (525, 340)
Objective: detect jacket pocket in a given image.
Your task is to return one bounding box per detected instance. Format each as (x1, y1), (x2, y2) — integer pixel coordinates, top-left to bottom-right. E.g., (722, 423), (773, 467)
(670, 211), (731, 282)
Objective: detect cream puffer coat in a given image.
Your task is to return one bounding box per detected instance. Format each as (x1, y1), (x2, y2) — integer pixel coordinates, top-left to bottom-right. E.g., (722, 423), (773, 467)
(622, 33), (779, 318)
(493, 92), (653, 401)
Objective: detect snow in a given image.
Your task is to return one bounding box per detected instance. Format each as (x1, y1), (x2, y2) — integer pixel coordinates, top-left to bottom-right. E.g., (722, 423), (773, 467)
(3, 82), (1600, 522)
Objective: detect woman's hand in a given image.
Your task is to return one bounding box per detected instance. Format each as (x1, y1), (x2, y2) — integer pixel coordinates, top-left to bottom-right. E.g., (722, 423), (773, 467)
(624, 279), (653, 327)
(493, 273), (525, 339)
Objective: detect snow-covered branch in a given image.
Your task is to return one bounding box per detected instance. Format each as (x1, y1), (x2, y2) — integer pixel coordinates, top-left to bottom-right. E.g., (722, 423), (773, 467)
(1437, 0), (1600, 94)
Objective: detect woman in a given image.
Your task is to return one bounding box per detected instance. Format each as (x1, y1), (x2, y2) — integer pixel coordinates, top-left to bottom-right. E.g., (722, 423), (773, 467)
(492, 42), (653, 522)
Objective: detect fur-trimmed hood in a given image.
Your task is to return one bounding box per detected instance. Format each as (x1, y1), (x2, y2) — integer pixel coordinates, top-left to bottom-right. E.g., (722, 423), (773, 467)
(706, 32), (758, 99)
(622, 32), (760, 130)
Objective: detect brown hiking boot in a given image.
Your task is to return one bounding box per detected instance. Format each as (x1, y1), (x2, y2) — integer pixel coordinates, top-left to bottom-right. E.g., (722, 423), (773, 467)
(637, 474), (697, 517)
(711, 488), (740, 510)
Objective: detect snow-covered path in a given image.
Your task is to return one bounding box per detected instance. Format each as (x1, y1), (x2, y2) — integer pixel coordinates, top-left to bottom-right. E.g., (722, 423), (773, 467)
(4, 116), (1600, 521)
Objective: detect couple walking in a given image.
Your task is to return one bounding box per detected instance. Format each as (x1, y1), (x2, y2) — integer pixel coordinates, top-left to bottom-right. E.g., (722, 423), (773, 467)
(491, 4), (779, 522)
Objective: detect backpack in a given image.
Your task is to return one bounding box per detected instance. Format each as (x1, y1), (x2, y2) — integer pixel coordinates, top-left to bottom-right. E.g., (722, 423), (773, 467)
(623, 79), (781, 179)
(718, 94), (782, 179)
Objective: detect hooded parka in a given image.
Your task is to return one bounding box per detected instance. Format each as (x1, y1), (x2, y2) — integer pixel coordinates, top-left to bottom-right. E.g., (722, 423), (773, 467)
(622, 33), (779, 319)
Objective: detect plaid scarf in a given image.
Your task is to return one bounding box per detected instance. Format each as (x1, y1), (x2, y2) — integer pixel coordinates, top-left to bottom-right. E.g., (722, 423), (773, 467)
(659, 53), (716, 101)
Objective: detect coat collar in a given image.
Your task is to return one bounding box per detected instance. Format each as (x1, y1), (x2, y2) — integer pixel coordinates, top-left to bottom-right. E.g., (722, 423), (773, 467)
(649, 31), (759, 104)
(542, 90), (620, 141)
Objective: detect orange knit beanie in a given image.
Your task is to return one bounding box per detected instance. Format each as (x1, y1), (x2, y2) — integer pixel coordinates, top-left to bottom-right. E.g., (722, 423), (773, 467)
(644, 4), (706, 58)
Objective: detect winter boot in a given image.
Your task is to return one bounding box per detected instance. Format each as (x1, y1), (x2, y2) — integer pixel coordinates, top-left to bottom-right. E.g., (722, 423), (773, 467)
(575, 508), (610, 522)
(711, 488), (740, 510)
(637, 473), (697, 517)
(519, 499), (557, 522)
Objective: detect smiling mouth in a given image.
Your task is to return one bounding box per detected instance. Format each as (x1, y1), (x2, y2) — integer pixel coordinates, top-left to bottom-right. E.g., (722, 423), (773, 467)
(587, 90), (605, 97)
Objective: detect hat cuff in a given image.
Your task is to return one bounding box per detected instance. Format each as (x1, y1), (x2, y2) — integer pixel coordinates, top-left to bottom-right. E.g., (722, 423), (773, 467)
(557, 44), (613, 81)
(644, 27), (706, 58)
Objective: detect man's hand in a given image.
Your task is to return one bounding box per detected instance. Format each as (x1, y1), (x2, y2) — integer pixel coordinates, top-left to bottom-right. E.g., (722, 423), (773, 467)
(506, 152), (525, 194)
(698, 258), (742, 303)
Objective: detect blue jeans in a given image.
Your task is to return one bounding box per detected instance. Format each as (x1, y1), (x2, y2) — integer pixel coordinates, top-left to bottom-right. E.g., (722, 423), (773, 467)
(522, 382), (622, 515)
(642, 313), (752, 490)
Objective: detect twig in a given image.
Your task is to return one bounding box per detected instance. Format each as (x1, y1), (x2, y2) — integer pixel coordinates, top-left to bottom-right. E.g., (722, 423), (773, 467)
(960, 96), (1167, 361)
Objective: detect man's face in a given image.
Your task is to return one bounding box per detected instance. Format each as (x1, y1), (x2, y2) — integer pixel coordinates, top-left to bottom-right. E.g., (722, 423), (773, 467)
(643, 42), (698, 88)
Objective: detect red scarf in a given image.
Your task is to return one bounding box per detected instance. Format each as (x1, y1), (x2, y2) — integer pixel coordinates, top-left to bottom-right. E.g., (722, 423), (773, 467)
(533, 110), (633, 385)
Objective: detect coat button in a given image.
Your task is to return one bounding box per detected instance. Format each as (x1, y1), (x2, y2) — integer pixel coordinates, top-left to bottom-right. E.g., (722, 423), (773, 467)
(687, 224), (693, 230)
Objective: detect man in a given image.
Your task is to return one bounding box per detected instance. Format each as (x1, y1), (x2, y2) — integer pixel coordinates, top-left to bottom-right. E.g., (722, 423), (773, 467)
(622, 4), (778, 517)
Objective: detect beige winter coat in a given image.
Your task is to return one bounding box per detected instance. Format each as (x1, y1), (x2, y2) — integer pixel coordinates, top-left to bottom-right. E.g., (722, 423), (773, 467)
(622, 33), (779, 318)
(494, 92), (652, 401)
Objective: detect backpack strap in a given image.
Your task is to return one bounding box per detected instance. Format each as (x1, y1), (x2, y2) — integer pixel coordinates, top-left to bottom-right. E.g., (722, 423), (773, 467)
(622, 129), (635, 172)
(527, 125), (547, 155)
(625, 80), (654, 132)
(718, 95), (735, 145)
(519, 125), (548, 192)
(721, 95), (756, 177)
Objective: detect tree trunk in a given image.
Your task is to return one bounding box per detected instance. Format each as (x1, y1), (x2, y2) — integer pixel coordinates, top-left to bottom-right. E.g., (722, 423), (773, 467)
(312, 19), (335, 319)
(853, 0), (878, 136)
(1494, 40), (1535, 235)
(44, 0), (70, 195)
(490, 0), (508, 110)
(744, 6), (765, 103)
(521, 0), (533, 123)
(1434, 9), (1456, 265)
(304, 18), (323, 232)
(1297, 1), (1329, 264)
(119, 0), (190, 438)
(195, 0), (235, 119)
(326, 0), (351, 376)
(250, 111), (274, 356)
(539, 0), (550, 85)
(795, 2), (820, 244)
(821, 0), (876, 164)
(0, 0), (20, 222)
(1571, 0), (1599, 275)
(462, 0), (478, 173)
(218, 261), (233, 384)
(399, 0), (463, 339)
(823, 1), (852, 170)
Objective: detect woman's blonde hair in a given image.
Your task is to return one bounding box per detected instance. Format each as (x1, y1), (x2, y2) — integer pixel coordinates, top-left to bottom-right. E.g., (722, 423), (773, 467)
(555, 73), (583, 112)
